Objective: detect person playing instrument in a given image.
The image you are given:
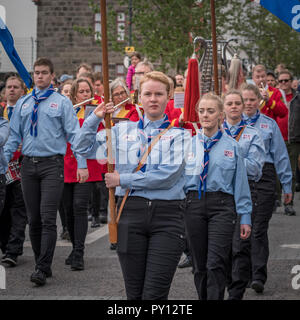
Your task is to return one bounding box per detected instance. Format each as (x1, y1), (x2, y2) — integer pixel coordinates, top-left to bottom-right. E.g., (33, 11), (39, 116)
(184, 92), (252, 300)
(241, 83), (292, 294)
(252, 64), (288, 122)
(222, 89), (266, 300)
(4, 58), (81, 286)
(0, 76), (27, 267)
(74, 71), (191, 300)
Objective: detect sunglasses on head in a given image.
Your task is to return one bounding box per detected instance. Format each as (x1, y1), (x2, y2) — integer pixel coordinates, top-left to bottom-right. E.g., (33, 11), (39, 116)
(278, 79), (291, 83)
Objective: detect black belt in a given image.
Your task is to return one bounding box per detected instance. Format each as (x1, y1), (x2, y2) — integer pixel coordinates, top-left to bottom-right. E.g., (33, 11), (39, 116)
(187, 190), (233, 200)
(24, 155), (63, 163)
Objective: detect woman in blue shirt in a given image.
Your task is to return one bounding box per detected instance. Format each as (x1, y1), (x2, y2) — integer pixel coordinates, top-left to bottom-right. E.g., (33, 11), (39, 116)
(222, 89), (265, 300)
(241, 83), (292, 294)
(184, 92), (252, 300)
(74, 71), (191, 300)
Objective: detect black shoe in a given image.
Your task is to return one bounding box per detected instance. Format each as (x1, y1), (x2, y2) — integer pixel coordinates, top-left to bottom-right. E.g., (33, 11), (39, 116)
(44, 269), (52, 278)
(65, 250), (74, 265)
(88, 214), (92, 222)
(91, 216), (101, 228)
(61, 229), (70, 241)
(71, 254), (84, 271)
(110, 243), (117, 250)
(295, 183), (300, 192)
(1, 254), (17, 267)
(99, 215), (108, 224)
(30, 269), (47, 286)
(178, 256), (192, 268)
(251, 280), (264, 293)
(284, 204), (296, 216)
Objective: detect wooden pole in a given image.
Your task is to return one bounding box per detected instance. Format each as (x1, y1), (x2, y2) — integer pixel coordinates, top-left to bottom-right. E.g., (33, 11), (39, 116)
(210, 0), (219, 96)
(100, 0), (117, 244)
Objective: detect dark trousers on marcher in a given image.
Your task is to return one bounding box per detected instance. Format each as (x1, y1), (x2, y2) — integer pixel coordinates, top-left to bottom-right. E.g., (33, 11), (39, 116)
(227, 180), (257, 300)
(184, 191), (236, 300)
(63, 182), (91, 256)
(21, 156), (64, 274)
(1, 180), (27, 257)
(88, 181), (108, 219)
(117, 196), (185, 300)
(0, 174), (7, 253)
(251, 163), (276, 284)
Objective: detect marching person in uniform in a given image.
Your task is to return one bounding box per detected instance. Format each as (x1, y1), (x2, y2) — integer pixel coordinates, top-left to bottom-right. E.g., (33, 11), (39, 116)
(74, 71), (191, 300)
(4, 58), (82, 286)
(184, 92), (252, 300)
(222, 89), (266, 300)
(0, 76), (27, 267)
(241, 83), (293, 294)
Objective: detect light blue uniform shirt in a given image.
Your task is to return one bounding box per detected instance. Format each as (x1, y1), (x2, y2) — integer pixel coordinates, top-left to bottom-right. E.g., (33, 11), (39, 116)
(4, 87), (86, 168)
(243, 112), (292, 194)
(73, 112), (191, 200)
(0, 117), (10, 174)
(224, 122), (266, 182)
(184, 130), (252, 225)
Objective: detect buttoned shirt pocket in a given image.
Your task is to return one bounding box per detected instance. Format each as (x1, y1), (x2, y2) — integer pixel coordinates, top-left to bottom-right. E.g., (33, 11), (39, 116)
(20, 105), (32, 119)
(215, 158), (236, 185)
(45, 103), (62, 118)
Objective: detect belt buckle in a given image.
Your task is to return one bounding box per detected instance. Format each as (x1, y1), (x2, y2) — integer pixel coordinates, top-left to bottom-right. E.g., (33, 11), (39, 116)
(31, 157), (39, 163)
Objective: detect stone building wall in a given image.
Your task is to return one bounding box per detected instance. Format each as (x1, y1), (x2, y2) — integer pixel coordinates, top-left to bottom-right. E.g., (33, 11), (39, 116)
(35, 0), (127, 79)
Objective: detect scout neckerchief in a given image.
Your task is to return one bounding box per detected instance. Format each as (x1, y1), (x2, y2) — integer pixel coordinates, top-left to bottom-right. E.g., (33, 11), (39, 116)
(243, 110), (260, 127)
(223, 119), (246, 139)
(137, 114), (171, 172)
(198, 129), (223, 199)
(30, 85), (55, 137)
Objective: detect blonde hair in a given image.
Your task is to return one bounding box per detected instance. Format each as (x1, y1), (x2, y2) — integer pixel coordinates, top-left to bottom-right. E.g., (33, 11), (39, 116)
(252, 64), (266, 74)
(197, 92), (223, 112)
(222, 89), (244, 105)
(240, 83), (262, 100)
(140, 71), (170, 95)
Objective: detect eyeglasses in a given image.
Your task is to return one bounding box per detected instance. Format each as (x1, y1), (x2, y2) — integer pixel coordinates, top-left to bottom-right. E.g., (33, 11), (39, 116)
(112, 90), (127, 98)
(278, 79), (291, 83)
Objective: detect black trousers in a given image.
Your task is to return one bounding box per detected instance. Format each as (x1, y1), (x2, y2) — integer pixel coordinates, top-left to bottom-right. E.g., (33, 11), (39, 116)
(251, 163), (276, 284)
(63, 182), (91, 255)
(0, 174), (7, 253)
(117, 196), (185, 300)
(21, 156), (64, 273)
(227, 180), (257, 300)
(0, 180), (27, 256)
(88, 181), (108, 218)
(184, 191), (236, 300)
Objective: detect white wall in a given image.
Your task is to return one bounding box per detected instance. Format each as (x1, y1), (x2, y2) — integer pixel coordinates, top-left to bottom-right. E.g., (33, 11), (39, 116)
(0, 0), (37, 72)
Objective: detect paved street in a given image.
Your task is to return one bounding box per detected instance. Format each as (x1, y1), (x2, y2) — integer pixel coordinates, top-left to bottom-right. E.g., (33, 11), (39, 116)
(0, 193), (300, 300)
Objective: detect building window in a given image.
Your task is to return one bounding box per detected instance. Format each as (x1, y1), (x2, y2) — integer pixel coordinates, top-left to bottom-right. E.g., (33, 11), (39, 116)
(116, 64), (125, 76)
(95, 13), (101, 41)
(117, 12), (125, 42)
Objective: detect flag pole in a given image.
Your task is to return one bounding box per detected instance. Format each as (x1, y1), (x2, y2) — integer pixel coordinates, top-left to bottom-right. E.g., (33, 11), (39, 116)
(100, 0), (117, 244)
(210, 0), (219, 95)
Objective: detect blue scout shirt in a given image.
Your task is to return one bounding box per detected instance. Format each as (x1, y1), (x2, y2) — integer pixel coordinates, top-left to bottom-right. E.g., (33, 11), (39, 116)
(73, 112), (191, 200)
(0, 117), (10, 174)
(243, 111), (292, 194)
(4, 87), (86, 168)
(184, 130), (252, 225)
(223, 121), (266, 182)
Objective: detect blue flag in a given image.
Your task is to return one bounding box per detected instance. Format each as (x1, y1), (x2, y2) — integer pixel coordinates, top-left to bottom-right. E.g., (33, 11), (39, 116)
(0, 17), (33, 88)
(253, 0), (300, 33)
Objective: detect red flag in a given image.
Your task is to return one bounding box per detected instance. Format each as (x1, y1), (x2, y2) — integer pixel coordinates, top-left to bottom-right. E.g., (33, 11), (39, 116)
(183, 54), (200, 123)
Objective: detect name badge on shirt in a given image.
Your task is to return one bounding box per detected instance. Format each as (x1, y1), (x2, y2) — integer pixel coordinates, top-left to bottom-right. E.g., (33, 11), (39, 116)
(50, 103), (58, 109)
(160, 135), (173, 141)
(242, 134), (252, 141)
(122, 134), (136, 142)
(260, 123), (269, 129)
(22, 103), (29, 109)
(224, 150), (234, 158)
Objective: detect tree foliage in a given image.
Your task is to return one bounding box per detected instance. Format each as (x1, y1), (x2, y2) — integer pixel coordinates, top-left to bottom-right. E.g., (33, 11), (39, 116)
(75, 0), (300, 76)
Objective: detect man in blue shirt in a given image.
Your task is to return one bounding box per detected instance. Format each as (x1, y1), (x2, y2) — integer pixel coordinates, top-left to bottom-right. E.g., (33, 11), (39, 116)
(4, 58), (85, 286)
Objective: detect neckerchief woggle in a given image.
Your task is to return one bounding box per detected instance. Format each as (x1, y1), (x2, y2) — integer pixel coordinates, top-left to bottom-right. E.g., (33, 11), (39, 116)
(198, 129), (223, 199)
(223, 119), (246, 139)
(243, 110), (260, 127)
